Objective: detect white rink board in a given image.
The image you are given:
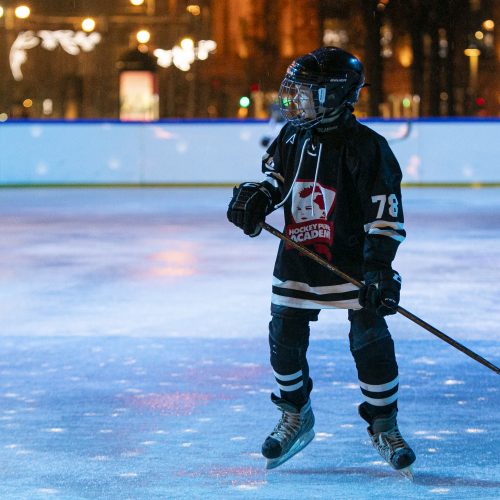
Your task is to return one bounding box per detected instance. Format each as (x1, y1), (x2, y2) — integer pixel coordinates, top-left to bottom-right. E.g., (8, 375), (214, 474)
(0, 119), (498, 184)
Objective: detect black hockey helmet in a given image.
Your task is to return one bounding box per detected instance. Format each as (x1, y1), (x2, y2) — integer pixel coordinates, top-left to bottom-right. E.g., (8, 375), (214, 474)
(279, 46), (365, 129)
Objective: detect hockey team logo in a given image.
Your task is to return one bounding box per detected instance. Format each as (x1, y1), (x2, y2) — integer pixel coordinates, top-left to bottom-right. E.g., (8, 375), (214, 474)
(285, 180), (336, 260)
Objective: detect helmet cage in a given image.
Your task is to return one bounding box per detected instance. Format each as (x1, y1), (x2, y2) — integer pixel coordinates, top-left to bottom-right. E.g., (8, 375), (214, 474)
(278, 67), (364, 129)
(279, 78), (327, 129)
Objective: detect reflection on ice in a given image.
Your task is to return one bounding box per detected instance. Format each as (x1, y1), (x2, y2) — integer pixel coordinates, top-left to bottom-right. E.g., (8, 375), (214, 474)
(443, 379), (465, 385)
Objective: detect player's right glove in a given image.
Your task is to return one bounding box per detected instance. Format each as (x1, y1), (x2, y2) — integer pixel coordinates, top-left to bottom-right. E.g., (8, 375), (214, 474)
(359, 269), (402, 317)
(227, 182), (273, 237)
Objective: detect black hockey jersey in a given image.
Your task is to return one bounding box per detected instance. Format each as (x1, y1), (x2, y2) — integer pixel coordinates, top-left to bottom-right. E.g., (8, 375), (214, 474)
(261, 112), (406, 310)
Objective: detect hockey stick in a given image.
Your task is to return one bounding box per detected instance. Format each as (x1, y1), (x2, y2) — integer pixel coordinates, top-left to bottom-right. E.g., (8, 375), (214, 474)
(260, 221), (500, 375)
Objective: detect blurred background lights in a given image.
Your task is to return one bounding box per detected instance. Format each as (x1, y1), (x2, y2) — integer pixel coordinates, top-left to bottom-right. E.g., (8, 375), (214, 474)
(475, 96), (486, 107)
(81, 18), (96, 33)
(397, 44), (413, 68)
(22, 98), (33, 108)
(0, 2), (496, 120)
(186, 4), (201, 16)
(239, 96), (250, 108)
(0, 113), (8, 122)
(136, 30), (151, 44)
(180, 37), (194, 50)
(42, 99), (53, 115)
(464, 47), (481, 57)
(154, 39), (216, 71)
(482, 19), (494, 31)
(15, 5), (30, 19)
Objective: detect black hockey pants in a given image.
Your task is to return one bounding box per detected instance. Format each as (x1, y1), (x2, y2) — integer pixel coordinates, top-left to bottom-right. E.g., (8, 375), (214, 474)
(269, 304), (399, 419)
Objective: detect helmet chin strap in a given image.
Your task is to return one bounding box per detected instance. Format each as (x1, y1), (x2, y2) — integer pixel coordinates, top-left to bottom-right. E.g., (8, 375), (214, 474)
(316, 104), (350, 130)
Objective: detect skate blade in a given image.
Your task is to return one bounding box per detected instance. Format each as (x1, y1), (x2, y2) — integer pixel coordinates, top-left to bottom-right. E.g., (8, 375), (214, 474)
(265, 429), (315, 470)
(398, 465), (414, 481)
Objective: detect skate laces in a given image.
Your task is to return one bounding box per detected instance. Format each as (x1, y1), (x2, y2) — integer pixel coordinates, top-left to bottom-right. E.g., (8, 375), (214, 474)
(375, 425), (407, 455)
(270, 411), (302, 442)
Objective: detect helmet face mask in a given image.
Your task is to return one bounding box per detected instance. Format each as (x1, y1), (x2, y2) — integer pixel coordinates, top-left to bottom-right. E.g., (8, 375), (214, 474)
(279, 80), (325, 128)
(278, 47), (365, 130)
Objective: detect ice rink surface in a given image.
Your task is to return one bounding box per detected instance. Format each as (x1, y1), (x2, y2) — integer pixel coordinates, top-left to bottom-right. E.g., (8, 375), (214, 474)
(0, 187), (498, 499)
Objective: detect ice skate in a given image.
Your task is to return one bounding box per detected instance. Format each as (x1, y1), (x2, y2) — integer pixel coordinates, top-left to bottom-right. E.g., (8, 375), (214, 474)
(359, 406), (416, 481)
(261, 394), (315, 470)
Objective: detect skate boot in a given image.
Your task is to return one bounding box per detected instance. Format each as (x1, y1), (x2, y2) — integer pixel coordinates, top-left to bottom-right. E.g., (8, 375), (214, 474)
(261, 393), (315, 470)
(359, 405), (416, 481)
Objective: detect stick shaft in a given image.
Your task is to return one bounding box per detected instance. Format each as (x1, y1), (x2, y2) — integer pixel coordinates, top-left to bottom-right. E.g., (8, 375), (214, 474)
(395, 306), (499, 374)
(261, 222), (499, 375)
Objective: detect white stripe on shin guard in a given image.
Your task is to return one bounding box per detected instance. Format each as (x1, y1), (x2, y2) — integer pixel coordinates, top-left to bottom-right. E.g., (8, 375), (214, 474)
(273, 369), (303, 392)
(359, 376), (399, 407)
(359, 376), (399, 392)
(277, 380), (304, 392)
(273, 369), (302, 382)
(362, 392), (398, 406)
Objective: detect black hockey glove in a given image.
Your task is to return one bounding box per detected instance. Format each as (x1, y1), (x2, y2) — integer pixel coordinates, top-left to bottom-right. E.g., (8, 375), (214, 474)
(227, 182), (273, 237)
(359, 269), (402, 317)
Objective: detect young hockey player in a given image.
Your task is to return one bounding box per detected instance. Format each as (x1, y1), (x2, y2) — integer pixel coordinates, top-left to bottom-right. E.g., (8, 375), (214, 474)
(227, 47), (416, 479)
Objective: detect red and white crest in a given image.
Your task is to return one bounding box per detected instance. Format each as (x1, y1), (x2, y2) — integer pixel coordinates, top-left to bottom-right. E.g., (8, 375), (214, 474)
(285, 180), (337, 260)
(291, 180), (336, 223)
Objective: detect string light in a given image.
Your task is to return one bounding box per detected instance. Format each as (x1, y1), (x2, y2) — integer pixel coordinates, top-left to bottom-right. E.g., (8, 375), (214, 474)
(154, 40), (217, 72)
(10, 30), (102, 80)
(180, 38), (194, 50)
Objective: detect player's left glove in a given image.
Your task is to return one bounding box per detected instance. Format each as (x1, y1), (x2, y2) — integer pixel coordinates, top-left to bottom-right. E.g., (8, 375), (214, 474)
(359, 269), (402, 317)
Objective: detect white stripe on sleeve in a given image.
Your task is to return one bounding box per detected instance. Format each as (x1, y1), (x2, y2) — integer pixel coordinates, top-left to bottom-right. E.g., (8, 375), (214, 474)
(364, 220), (405, 232)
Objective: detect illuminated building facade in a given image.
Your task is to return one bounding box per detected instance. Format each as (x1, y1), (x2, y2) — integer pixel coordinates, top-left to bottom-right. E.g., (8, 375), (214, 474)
(0, 0), (497, 120)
